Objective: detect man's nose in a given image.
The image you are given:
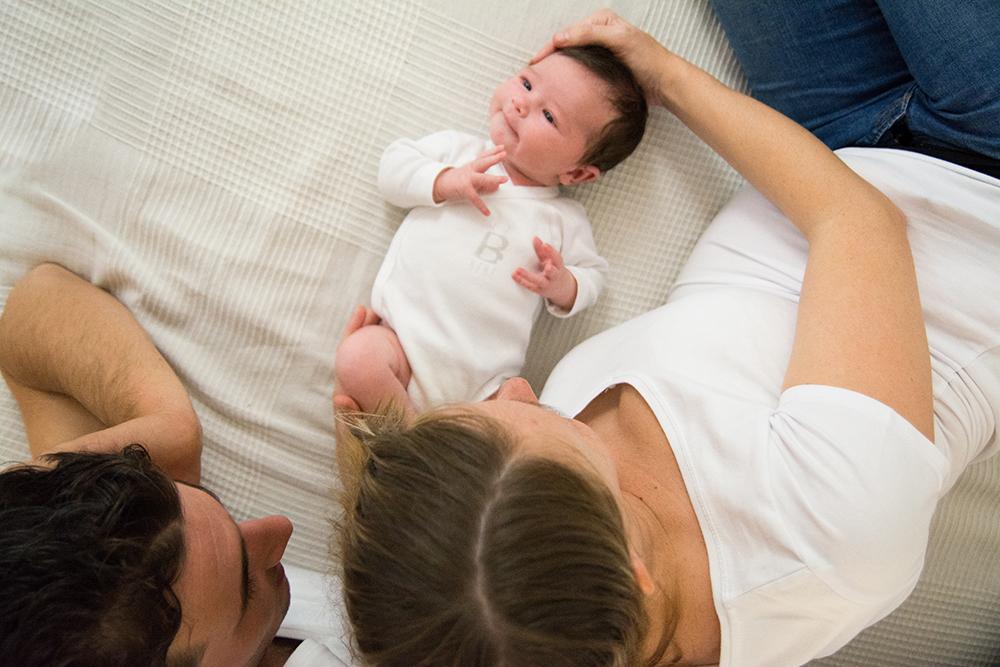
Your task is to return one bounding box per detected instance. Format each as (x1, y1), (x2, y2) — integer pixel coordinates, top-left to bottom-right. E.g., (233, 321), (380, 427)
(495, 377), (537, 403)
(241, 514), (293, 570)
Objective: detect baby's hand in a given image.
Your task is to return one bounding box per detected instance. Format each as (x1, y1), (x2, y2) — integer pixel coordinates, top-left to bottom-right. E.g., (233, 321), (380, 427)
(512, 237), (578, 311)
(432, 145), (508, 216)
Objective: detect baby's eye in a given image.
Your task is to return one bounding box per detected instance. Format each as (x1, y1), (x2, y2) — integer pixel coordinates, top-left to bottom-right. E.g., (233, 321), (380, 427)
(521, 78), (532, 91)
(543, 109), (555, 125)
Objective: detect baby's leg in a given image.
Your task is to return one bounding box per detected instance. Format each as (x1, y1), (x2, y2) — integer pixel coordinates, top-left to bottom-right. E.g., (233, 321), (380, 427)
(335, 323), (413, 413)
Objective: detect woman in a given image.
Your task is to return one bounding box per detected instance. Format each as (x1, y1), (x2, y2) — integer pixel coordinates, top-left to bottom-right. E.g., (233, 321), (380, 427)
(334, 5), (999, 666)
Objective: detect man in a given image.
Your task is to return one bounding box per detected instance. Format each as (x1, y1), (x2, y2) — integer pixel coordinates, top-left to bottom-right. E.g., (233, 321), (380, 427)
(0, 263), (296, 666)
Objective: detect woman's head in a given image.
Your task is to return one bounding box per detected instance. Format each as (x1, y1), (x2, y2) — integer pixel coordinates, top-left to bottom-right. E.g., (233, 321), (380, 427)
(335, 384), (648, 666)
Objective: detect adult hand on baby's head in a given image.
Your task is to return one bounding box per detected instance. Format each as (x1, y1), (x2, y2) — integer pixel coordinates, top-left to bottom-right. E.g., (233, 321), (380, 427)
(432, 145), (508, 216)
(512, 237), (578, 312)
(531, 9), (672, 106)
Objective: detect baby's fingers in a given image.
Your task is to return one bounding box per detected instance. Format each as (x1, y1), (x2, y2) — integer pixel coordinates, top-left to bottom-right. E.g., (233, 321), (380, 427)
(467, 188), (491, 216)
(475, 173), (508, 194)
(473, 147), (506, 173)
(532, 236), (563, 268)
(511, 267), (546, 293)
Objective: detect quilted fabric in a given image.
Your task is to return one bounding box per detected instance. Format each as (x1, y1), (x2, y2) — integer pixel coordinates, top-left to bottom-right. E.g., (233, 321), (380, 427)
(0, 2), (995, 664)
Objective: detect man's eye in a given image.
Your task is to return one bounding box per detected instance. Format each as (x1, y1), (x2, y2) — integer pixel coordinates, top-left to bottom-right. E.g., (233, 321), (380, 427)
(246, 576), (258, 603)
(543, 110), (555, 125)
(521, 78), (532, 91)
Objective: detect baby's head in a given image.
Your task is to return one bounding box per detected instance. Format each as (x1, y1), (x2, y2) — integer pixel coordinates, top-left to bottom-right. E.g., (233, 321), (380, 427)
(489, 46), (647, 187)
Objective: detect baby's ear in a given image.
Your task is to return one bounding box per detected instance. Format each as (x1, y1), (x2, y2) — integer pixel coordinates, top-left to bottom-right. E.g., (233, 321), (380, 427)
(559, 164), (600, 186)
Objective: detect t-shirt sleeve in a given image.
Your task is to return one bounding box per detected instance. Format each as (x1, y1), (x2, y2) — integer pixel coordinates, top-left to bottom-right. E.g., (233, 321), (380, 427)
(767, 384), (949, 602)
(283, 639), (355, 667)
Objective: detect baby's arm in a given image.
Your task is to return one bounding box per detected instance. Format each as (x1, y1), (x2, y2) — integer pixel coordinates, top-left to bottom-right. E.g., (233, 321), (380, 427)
(378, 131), (506, 214)
(512, 204), (608, 316)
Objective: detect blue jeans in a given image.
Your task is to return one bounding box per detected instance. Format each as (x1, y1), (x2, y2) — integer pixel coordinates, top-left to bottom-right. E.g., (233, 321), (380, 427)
(709, 0), (1000, 159)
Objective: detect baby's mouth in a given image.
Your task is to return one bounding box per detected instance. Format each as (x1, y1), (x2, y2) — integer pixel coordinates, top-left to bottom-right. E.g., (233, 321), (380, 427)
(502, 108), (519, 139)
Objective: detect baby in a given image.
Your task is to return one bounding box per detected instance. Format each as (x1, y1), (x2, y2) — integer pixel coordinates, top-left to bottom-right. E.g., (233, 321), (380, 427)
(336, 45), (647, 413)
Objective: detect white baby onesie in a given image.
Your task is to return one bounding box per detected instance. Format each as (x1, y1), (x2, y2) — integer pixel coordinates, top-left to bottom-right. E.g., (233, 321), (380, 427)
(373, 130), (607, 409)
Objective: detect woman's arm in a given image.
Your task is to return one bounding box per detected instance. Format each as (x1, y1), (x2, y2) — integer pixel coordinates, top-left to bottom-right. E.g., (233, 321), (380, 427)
(0, 263), (203, 481)
(537, 11), (933, 439)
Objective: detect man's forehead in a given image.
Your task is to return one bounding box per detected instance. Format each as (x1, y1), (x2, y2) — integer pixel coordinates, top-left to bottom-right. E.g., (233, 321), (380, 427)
(173, 483), (246, 621)
(175, 482), (236, 567)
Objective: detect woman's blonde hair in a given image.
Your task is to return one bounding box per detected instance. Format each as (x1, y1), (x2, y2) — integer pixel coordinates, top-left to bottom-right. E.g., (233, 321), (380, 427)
(334, 407), (648, 666)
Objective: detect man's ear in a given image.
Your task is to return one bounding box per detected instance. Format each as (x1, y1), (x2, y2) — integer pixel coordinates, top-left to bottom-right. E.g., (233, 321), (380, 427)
(558, 164), (600, 185)
(630, 549), (656, 596)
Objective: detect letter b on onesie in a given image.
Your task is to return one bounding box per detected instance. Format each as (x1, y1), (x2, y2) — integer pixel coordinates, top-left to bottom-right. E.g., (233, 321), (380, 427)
(475, 231), (508, 264)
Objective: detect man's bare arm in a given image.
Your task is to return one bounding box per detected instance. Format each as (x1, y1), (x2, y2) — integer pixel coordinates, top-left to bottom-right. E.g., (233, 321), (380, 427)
(0, 263), (202, 482)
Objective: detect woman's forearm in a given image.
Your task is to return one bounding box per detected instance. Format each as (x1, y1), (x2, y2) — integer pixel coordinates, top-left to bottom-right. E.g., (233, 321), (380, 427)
(653, 56), (932, 437)
(653, 52), (902, 237)
(538, 9), (933, 439)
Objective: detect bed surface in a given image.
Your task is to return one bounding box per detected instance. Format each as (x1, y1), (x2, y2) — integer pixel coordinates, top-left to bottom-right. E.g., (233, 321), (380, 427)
(1, 1), (996, 664)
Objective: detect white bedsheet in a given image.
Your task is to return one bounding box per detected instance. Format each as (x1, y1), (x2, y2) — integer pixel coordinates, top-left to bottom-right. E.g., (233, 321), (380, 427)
(1, 2), (996, 664)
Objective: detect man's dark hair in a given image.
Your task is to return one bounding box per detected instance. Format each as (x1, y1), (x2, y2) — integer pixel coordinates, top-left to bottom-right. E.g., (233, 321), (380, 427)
(0, 445), (200, 667)
(557, 45), (649, 173)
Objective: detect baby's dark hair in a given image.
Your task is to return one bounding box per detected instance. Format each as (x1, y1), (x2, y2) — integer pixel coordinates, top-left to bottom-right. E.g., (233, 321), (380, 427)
(556, 45), (648, 173)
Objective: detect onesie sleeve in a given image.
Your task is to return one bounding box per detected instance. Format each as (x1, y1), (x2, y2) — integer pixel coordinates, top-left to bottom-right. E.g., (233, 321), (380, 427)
(377, 130), (483, 208)
(545, 199), (608, 318)
(767, 385), (949, 603)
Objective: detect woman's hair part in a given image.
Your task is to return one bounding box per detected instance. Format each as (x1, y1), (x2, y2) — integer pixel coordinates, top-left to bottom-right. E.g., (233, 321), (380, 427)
(334, 406), (651, 666)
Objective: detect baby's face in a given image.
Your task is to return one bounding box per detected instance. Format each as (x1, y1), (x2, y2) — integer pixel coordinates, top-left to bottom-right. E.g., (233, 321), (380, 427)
(488, 53), (615, 186)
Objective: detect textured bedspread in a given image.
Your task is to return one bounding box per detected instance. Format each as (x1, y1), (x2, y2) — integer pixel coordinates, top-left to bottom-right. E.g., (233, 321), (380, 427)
(1, 1), (996, 664)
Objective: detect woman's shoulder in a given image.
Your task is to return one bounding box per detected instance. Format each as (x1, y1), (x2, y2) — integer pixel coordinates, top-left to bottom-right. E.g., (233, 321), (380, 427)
(767, 385), (948, 596)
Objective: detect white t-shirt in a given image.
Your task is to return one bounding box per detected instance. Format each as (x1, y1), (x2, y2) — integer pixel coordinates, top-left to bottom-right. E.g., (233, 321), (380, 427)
(373, 130), (607, 409)
(540, 148), (999, 667)
(279, 565), (356, 666)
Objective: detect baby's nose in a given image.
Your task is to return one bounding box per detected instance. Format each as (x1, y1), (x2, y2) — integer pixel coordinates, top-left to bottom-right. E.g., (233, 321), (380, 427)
(511, 95), (527, 117)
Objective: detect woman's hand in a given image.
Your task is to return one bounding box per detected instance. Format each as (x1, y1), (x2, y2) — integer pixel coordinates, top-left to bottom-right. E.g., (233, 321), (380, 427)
(531, 9), (673, 106)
